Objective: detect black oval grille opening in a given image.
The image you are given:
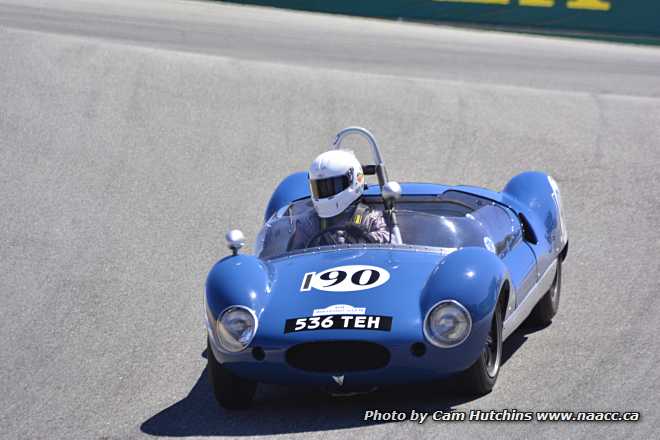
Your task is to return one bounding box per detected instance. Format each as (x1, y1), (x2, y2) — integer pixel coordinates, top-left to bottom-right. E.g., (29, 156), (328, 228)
(286, 341), (390, 373)
(411, 342), (426, 357)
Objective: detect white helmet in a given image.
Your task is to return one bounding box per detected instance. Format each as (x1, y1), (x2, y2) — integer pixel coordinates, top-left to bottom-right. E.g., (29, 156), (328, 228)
(308, 150), (365, 218)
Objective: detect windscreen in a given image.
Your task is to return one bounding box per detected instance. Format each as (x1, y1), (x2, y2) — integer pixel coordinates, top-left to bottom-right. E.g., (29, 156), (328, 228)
(255, 198), (502, 259)
(396, 210), (487, 249)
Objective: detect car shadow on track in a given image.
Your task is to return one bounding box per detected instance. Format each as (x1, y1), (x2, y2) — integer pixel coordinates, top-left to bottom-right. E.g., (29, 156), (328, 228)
(141, 323), (546, 437)
(502, 321), (550, 365)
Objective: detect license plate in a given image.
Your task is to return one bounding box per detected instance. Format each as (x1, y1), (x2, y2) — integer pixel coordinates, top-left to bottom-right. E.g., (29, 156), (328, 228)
(284, 315), (392, 333)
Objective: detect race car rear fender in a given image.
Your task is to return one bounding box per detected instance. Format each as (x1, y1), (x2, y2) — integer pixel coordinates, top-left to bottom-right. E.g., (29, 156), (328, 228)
(502, 171), (568, 273)
(264, 171), (309, 223)
(453, 171), (567, 274)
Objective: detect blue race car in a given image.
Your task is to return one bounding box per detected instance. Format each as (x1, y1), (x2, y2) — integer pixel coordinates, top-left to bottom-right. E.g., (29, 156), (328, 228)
(205, 127), (568, 409)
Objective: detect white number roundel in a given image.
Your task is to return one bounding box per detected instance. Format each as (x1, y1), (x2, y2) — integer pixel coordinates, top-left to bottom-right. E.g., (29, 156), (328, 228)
(300, 265), (390, 292)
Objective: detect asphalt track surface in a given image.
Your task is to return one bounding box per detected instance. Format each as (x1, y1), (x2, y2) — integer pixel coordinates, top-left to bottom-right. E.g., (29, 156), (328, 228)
(1, 1), (659, 439)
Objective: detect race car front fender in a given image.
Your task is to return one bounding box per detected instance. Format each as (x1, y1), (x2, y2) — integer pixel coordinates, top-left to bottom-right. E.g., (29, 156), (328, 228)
(206, 247), (509, 387)
(205, 254), (272, 323)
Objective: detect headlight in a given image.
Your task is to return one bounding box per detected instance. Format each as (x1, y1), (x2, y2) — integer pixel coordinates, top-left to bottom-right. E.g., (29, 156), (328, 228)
(215, 306), (258, 352)
(423, 300), (472, 348)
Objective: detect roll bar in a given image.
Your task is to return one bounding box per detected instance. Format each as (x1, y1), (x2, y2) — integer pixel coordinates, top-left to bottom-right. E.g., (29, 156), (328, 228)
(332, 127), (402, 244)
(332, 126), (389, 188)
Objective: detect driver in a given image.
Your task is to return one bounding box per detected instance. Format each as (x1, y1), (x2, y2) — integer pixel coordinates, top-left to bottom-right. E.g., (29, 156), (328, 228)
(291, 150), (391, 248)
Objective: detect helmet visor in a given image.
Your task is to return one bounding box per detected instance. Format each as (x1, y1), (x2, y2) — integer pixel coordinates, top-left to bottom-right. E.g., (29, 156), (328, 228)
(310, 172), (352, 199)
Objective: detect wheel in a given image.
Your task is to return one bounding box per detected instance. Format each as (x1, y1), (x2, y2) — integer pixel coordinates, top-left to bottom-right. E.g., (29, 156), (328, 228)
(207, 338), (257, 410)
(527, 259), (562, 326)
(460, 302), (503, 395)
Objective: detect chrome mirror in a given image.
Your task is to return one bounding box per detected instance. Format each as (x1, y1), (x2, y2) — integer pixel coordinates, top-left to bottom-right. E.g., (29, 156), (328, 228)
(225, 229), (245, 256)
(382, 181), (402, 207)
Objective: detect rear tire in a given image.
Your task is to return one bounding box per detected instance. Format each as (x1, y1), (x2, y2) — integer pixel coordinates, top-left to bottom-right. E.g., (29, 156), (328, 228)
(460, 302), (503, 395)
(527, 259), (562, 326)
(207, 338), (257, 410)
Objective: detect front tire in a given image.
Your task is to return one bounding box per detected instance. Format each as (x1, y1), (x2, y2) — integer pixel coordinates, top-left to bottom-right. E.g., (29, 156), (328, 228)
(527, 259), (562, 326)
(207, 338), (257, 410)
(460, 303), (503, 395)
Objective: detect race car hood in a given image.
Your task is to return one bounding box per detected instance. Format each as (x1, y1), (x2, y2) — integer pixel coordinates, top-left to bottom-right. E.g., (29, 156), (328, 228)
(254, 247), (451, 346)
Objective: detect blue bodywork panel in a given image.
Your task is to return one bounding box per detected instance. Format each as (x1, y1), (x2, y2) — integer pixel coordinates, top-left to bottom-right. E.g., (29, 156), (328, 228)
(264, 172), (309, 222)
(207, 171), (567, 388)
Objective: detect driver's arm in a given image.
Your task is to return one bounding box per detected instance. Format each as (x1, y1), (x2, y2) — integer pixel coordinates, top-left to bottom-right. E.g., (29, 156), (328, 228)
(363, 210), (391, 244)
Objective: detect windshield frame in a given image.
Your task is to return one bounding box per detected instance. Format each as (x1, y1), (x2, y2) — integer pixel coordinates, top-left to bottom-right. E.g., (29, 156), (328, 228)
(263, 242), (458, 262)
(255, 196), (475, 260)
